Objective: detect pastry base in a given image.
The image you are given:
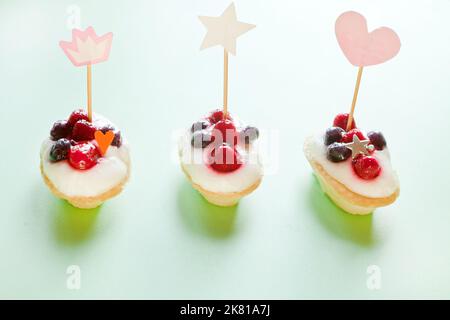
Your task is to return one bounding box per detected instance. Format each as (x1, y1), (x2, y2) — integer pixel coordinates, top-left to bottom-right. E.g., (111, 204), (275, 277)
(180, 163), (261, 207)
(40, 161), (130, 209)
(304, 138), (399, 215)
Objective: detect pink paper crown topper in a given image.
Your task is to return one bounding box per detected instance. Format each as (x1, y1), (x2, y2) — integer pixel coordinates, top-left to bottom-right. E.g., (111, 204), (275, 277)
(59, 26), (113, 67)
(335, 11), (401, 67)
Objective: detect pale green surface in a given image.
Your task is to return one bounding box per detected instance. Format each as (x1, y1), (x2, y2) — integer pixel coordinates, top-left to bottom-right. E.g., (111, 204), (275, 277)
(0, 0), (450, 299)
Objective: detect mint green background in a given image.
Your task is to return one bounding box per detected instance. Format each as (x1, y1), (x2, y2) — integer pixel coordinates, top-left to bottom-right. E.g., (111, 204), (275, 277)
(1, 0), (450, 299)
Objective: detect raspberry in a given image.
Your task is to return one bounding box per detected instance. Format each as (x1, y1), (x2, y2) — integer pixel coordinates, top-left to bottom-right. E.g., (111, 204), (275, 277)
(68, 109), (90, 126)
(72, 120), (96, 141)
(333, 113), (356, 131)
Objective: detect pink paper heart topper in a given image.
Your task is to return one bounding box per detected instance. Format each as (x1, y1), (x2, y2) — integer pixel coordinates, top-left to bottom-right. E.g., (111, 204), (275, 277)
(335, 11), (401, 67)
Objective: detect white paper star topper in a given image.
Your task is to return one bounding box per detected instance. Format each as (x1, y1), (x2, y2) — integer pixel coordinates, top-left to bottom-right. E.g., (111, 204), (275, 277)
(199, 3), (255, 55)
(345, 135), (372, 159)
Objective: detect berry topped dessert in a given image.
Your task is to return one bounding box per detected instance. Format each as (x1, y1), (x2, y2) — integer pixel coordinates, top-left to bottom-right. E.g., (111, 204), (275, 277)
(47, 26), (130, 208)
(186, 3), (260, 206)
(304, 113), (399, 214)
(179, 109), (263, 206)
(303, 11), (402, 215)
(40, 109), (130, 208)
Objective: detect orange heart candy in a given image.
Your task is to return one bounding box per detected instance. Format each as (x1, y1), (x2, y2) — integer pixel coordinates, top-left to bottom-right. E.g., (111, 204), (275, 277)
(94, 130), (115, 155)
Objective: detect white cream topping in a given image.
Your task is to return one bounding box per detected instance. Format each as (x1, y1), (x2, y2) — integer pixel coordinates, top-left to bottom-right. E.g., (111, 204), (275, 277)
(308, 133), (399, 198)
(41, 114), (130, 197)
(179, 129), (263, 194)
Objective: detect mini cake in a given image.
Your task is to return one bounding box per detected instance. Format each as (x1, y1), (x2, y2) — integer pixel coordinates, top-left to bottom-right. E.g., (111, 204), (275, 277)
(179, 109), (263, 206)
(304, 113), (399, 215)
(40, 109), (130, 209)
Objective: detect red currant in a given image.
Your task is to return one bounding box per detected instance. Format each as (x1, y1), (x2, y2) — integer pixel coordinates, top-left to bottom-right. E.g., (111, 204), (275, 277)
(352, 155), (381, 180)
(208, 144), (242, 173)
(212, 119), (238, 145)
(207, 109), (232, 124)
(68, 142), (100, 170)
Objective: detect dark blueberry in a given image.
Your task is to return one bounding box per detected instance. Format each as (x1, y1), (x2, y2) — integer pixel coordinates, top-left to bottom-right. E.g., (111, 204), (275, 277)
(49, 138), (71, 162)
(191, 130), (214, 148)
(111, 131), (122, 147)
(50, 120), (72, 140)
(324, 126), (345, 145)
(240, 126), (259, 144)
(97, 124), (115, 134)
(327, 142), (351, 162)
(191, 120), (211, 133)
(367, 131), (386, 150)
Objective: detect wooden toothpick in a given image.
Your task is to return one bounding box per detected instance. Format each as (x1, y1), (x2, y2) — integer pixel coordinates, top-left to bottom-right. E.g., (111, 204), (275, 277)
(346, 66), (363, 131)
(223, 48), (229, 119)
(87, 64), (93, 122)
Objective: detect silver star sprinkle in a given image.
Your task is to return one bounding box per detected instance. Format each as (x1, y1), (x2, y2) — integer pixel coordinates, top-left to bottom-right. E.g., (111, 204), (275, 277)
(345, 135), (372, 159)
